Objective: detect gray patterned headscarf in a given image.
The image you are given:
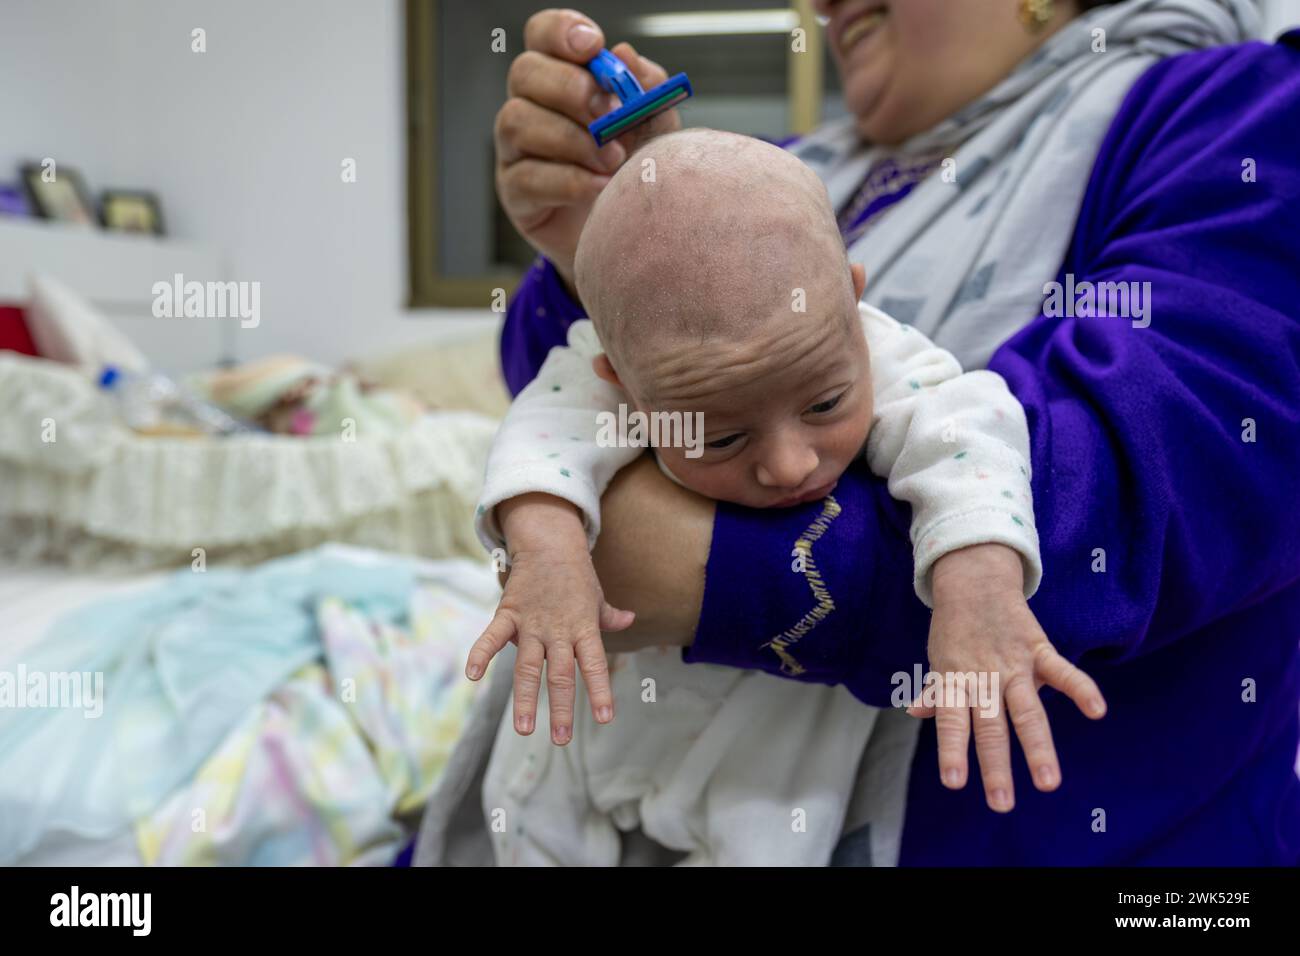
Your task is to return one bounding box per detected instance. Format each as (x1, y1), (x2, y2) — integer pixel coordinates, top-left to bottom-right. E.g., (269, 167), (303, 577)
(793, 0), (1260, 369)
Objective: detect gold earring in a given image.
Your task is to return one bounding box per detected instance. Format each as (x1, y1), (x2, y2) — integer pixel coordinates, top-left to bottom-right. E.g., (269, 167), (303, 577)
(1019, 0), (1054, 30)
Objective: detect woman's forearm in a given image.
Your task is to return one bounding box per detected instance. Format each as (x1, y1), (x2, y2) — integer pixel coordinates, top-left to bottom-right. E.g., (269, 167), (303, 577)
(593, 452), (930, 709)
(591, 455), (712, 651)
(684, 460), (929, 706)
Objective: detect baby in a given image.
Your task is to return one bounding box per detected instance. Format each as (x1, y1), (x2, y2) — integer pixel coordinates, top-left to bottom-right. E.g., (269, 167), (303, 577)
(467, 129), (1103, 808)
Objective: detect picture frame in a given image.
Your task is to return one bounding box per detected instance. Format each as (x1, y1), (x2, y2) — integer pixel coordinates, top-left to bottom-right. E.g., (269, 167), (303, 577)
(20, 162), (98, 226)
(100, 190), (166, 236)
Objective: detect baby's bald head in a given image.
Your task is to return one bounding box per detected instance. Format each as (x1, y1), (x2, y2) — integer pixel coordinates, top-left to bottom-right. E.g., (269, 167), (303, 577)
(574, 128), (854, 396)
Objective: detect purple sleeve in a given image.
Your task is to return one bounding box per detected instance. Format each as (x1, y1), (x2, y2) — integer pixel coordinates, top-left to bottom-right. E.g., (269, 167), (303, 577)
(687, 38), (1300, 705)
(685, 468), (925, 706)
(499, 256), (587, 397)
(989, 39), (1300, 664)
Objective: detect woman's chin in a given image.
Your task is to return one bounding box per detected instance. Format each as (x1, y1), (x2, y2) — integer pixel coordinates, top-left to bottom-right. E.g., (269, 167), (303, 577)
(842, 74), (905, 145)
(852, 98), (922, 147)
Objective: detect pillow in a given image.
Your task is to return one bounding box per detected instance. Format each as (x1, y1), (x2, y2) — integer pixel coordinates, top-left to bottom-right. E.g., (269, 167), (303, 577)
(24, 274), (149, 373)
(0, 306), (39, 356)
(354, 326), (510, 419)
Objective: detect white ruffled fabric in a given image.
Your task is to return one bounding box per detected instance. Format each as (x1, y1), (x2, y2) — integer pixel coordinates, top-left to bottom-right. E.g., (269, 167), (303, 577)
(0, 353), (498, 569)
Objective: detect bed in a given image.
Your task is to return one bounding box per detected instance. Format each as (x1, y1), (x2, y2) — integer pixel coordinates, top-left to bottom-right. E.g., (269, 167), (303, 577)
(0, 269), (514, 864)
(0, 544), (510, 866)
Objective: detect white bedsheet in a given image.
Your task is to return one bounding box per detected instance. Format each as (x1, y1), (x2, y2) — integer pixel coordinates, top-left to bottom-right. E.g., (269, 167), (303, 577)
(1, 561), (166, 865)
(0, 546), (502, 867)
(1, 562), (168, 663)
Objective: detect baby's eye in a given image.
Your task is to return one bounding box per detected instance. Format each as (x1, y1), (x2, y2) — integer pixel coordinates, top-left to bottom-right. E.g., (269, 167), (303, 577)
(706, 433), (743, 449)
(808, 394), (844, 415)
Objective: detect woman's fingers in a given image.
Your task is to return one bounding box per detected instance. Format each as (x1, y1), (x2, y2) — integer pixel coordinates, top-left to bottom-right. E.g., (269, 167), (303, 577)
(607, 41), (683, 148)
(466, 608), (517, 680)
(972, 706), (1016, 812)
(493, 12), (679, 275)
(496, 158), (610, 226)
(1004, 675), (1061, 792)
(545, 641), (577, 745)
(610, 41), (668, 90)
(1035, 644), (1108, 719)
(933, 701), (971, 789)
(506, 51), (608, 128)
(512, 636), (546, 735)
(574, 633), (615, 724)
(523, 8), (606, 62)
(495, 95), (625, 171)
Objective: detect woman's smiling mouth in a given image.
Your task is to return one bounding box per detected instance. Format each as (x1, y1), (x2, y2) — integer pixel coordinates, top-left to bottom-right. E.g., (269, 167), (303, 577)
(837, 6), (888, 55)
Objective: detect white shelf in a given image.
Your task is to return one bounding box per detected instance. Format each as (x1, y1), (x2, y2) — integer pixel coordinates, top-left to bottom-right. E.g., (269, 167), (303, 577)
(0, 217), (223, 308)
(0, 217), (231, 372)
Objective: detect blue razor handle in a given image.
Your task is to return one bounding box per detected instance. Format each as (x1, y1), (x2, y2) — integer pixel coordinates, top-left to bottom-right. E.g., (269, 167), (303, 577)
(588, 48), (647, 106)
(586, 49), (692, 147)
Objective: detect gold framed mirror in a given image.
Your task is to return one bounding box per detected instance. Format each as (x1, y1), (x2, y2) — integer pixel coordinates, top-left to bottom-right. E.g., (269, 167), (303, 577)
(406, 0), (836, 308)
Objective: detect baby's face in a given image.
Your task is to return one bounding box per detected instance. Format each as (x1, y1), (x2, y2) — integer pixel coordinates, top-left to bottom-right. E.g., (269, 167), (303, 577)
(627, 303), (873, 509)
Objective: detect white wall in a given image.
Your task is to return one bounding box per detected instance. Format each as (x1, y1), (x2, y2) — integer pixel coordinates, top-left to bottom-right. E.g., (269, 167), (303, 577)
(0, 0), (494, 372)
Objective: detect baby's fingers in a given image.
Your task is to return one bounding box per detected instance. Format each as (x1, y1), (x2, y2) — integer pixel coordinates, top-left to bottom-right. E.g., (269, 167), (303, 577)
(598, 600), (635, 633)
(1035, 645), (1107, 720)
(546, 642), (577, 745)
(972, 707), (1015, 813)
(905, 676), (934, 718)
(574, 632), (614, 725)
(1005, 676), (1060, 792)
(933, 701), (971, 790)
(513, 637), (546, 736)
(466, 608), (518, 681)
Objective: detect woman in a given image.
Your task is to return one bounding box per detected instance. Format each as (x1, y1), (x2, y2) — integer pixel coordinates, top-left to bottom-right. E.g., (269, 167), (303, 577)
(491, 0), (1300, 864)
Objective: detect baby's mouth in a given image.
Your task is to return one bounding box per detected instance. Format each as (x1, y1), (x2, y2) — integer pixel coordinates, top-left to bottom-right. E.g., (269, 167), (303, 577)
(773, 479), (839, 509)
(838, 6), (888, 55)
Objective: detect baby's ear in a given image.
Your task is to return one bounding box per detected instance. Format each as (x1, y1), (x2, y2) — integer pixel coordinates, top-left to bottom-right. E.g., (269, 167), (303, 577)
(592, 353), (623, 388)
(850, 262), (867, 301)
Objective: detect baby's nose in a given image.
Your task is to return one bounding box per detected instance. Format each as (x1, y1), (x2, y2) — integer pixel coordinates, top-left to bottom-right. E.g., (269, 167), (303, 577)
(755, 443), (819, 489)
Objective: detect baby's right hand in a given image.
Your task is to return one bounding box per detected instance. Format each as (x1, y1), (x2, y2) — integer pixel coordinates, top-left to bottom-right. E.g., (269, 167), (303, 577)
(465, 494), (634, 745)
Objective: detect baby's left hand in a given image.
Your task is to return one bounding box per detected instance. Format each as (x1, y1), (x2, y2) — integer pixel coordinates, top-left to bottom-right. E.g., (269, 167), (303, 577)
(910, 543), (1107, 813)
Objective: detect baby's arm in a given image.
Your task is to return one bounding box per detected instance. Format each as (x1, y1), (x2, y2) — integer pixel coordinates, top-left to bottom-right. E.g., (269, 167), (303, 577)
(860, 302), (1039, 606)
(467, 320), (642, 744)
(475, 320), (640, 555)
(861, 304), (1104, 811)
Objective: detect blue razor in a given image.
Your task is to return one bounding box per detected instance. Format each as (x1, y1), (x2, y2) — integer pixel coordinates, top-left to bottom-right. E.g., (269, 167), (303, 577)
(586, 48), (692, 148)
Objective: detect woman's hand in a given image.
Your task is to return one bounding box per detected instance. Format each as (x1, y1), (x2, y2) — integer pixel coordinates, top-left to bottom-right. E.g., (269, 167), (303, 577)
(495, 9), (682, 290)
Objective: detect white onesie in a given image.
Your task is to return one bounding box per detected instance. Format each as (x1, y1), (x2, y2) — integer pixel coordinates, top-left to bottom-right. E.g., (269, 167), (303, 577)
(473, 301), (1043, 867)
(477, 301), (1040, 607)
